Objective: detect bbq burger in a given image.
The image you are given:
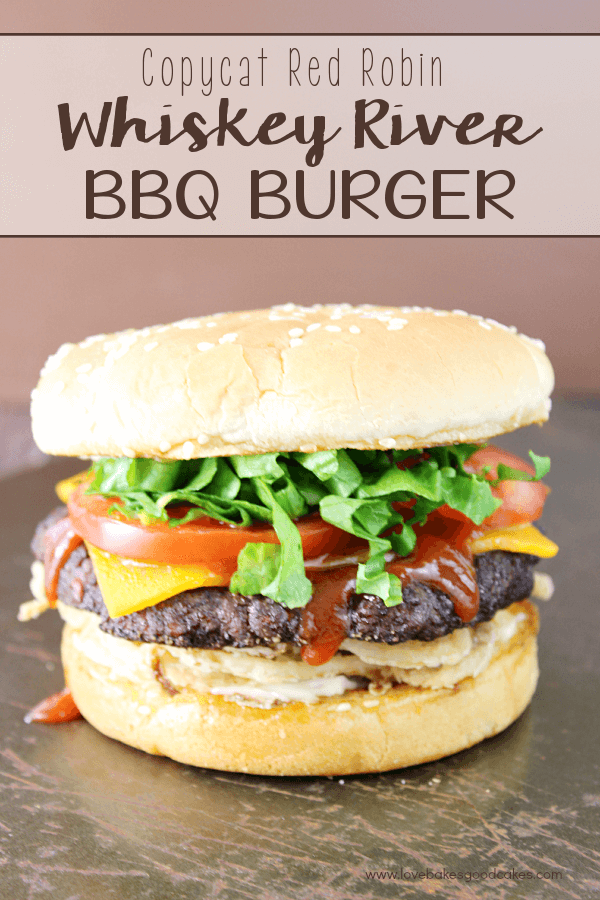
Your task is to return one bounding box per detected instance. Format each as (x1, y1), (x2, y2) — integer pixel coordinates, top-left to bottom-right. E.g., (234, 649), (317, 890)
(23, 304), (558, 776)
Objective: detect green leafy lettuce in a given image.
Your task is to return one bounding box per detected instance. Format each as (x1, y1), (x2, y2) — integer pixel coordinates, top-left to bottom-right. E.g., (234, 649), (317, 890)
(87, 445), (550, 609)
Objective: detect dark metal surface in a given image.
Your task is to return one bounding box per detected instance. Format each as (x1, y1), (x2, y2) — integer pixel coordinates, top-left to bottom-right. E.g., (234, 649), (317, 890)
(1, 399), (599, 900)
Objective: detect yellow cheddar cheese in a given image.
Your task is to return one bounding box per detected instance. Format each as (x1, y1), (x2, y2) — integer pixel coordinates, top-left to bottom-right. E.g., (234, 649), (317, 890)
(56, 471), (89, 503)
(85, 542), (227, 619)
(469, 524), (558, 558)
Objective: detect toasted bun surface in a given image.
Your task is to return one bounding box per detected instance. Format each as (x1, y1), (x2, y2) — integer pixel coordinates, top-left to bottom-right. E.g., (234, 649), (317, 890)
(61, 601), (539, 776)
(32, 305), (553, 459)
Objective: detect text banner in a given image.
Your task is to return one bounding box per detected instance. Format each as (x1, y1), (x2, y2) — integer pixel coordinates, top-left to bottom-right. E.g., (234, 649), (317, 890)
(1, 35), (598, 235)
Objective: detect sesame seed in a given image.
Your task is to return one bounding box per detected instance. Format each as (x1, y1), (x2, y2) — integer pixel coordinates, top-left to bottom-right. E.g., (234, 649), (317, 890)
(349, 325), (361, 334)
(289, 338), (303, 348)
(387, 318), (408, 330)
(197, 342), (215, 352)
(336, 702), (351, 712)
(325, 325), (341, 332)
(144, 341), (159, 352)
(306, 323), (321, 332)
(174, 319), (201, 329)
(197, 434), (210, 444)
(288, 327), (304, 337)
(122, 447), (136, 458)
(158, 441), (171, 453)
(182, 441), (194, 458)
(219, 333), (237, 344)
(76, 363), (92, 373)
(79, 333), (106, 348)
(379, 438), (396, 448)
(206, 322), (217, 328)
(478, 321), (492, 330)
(520, 333), (546, 351)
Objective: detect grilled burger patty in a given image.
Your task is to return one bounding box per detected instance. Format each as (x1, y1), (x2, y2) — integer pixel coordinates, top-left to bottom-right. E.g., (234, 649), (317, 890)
(33, 508), (539, 649)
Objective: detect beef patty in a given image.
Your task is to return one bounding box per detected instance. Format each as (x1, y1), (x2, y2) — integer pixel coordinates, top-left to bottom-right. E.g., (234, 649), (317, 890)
(33, 508), (539, 649)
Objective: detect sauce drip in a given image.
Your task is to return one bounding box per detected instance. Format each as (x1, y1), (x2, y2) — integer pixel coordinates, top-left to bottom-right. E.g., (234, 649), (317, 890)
(44, 517), (83, 606)
(388, 510), (480, 623)
(300, 565), (357, 667)
(300, 508), (481, 667)
(25, 686), (82, 724)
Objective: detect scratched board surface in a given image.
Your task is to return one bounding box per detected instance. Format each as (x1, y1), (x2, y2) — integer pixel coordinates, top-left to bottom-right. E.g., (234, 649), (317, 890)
(1, 399), (599, 900)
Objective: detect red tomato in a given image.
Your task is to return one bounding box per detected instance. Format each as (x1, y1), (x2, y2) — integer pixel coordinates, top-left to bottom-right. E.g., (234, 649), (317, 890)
(67, 483), (360, 574)
(464, 445), (548, 528)
(464, 446), (536, 479)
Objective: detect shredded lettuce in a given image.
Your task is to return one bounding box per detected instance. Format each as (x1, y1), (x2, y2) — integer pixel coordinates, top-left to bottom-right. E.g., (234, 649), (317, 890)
(493, 449), (551, 484)
(87, 445), (550, 609)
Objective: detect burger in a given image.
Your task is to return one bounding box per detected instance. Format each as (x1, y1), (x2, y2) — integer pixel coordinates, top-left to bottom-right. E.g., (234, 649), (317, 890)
(22, 304), (558, 776)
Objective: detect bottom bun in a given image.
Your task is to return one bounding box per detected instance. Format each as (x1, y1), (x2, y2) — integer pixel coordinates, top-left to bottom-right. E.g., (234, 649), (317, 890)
(61, 601), (539, 776)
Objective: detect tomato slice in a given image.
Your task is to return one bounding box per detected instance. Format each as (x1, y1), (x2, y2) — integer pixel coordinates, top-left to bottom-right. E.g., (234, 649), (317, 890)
(67, 483), (361, 575)
(464, 446), (536, 479)
(464, 445), (548, 528)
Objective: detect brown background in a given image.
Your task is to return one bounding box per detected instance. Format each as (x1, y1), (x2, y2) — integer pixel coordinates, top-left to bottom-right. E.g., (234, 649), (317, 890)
(0, 238), (598, 403)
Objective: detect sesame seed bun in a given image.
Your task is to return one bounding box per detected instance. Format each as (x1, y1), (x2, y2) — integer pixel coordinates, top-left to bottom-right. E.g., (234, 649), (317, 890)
(60, 601), (539, 776)
(31, 305), (553, 460)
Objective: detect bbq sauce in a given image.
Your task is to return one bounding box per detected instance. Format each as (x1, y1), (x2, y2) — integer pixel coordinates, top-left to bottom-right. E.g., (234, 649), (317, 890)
(25, 686), (82, 724)
(300, 509), (481, 667)
(300, 565), (357, 667)
(43, 517), (83, 606)
(388, 511), (480, 623)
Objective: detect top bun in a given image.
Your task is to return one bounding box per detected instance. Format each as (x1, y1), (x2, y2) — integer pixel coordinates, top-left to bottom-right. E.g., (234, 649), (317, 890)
(31, 304), (554, 459)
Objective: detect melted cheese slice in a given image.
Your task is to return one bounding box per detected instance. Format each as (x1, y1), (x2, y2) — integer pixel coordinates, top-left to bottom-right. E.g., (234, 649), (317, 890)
(56, 471), (88, 503)
(470, 524), (558, 558)
(85, 543), (227, 619)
